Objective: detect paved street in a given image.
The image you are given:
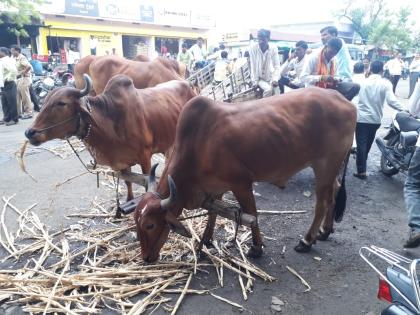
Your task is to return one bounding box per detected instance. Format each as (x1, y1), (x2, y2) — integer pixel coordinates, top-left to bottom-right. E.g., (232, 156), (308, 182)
(1, 79), (419, 314)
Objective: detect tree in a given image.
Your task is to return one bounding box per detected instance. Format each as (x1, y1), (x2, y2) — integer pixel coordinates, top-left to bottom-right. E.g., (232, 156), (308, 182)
(0, 0), (43, 40)
(337, 0), (414, 51)
(338, 0), (388, 44)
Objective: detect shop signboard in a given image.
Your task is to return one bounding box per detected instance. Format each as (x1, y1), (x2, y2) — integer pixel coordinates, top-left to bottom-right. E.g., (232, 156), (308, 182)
(65, 0), (99, 17)
(191, 11), (216, 29)
(154, 6), (190, 27)
(99, 0), (139, 21)
(139, 4), (154, 23)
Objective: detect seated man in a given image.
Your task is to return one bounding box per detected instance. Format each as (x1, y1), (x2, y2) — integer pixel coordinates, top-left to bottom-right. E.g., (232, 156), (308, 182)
(249, 29), (280, 98)
(213, 51), (232, 84)
(278, 40), (308, 93)
(299, 37), (360, 101)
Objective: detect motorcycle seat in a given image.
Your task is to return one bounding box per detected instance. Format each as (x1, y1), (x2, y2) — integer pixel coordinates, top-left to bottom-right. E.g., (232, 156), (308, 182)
(396, 112), (420, 132)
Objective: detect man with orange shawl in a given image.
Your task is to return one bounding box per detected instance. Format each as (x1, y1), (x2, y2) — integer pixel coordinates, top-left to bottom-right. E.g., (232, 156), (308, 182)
(300, 38), (360, 101)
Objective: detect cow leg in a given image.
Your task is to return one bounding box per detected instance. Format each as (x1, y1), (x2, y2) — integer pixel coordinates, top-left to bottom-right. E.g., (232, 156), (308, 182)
(317, 178), (340, 241)
(140, 155), (152, 174)
(197, 213), (217, 255)
(294, 183), (334, 253)
(295, 159), (340, 253)
(122, 167), (134, 202)
(232, 185), (263, 258)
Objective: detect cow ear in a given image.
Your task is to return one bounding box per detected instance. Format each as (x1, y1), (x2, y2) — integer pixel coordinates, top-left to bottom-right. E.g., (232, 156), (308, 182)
(165, 211), (191, 238)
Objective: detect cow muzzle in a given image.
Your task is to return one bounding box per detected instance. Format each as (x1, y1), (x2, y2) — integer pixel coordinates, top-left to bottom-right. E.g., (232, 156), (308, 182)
(25, 128), (43, 146)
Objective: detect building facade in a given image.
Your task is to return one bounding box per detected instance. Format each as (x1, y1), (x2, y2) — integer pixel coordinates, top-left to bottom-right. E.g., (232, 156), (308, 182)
(29, 0), (215, 61)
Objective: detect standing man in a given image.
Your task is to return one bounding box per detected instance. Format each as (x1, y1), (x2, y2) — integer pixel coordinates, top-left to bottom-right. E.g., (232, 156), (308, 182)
(0, 47), (18, 126)
(385, 53), (404, 94)
(320, 26), (352, 81)
(249, 29), (280, 98)
(278, 40), (308, 93)
(177, 43), (193, 75)
(189, 37), (207, 70)
(11, 45), (33, 119)
(89, 35), (98, 55)
(300, 37), (359, 101)
(66, 44), (80, 73)
(409, 53), (420, 98)
(353, 60), (404, 179)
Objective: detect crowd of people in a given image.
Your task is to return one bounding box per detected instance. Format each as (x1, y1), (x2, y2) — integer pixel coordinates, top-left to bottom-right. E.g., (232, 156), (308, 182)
(0, 45), (39, 126)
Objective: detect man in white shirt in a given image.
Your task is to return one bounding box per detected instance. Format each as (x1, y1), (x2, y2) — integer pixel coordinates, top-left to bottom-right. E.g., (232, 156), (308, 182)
(409, 54), (420, 98)
(0, 47), (19, 125)
(89, 35), (98, 55)
(300, 37), (360, 101)
(353, 60), (404, 179)
(189, 37), (207, 70)
(249, 29), (280, 98)
(385, 53), (404, 94)
(67, 45), (80, 73)
(278, 40), (307, 93)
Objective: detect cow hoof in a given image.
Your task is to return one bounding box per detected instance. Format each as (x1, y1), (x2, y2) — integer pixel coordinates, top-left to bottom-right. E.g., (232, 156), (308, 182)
(114, 207), (122, 219)
(294, 240), (312, 253)
(316, 230), (331, 241)
(247, 245), (263, 258)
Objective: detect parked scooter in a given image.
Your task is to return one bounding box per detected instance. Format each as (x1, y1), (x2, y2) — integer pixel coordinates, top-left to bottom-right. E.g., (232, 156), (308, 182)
(376, 112), (420, 176)
(360, 245), (420, 315)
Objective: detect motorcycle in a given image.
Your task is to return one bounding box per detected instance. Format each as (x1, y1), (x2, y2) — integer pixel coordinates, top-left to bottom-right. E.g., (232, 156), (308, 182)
(360, 245), (420, 315)
(376, 112), (420, 176)
(32, 67), (74, 107)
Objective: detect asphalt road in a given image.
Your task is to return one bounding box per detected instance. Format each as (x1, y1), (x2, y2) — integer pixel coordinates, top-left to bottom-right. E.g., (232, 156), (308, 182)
(1, 79), (419, 315)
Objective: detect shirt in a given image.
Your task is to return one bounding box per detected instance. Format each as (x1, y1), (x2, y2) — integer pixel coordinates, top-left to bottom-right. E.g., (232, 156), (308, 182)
(214, 59), (231, 82)
(356, 74), (404, 124)
(0, 56), (18, 87)
(300, 49), (335, 86)
(89, 38), (98, 49)
(280, 55), (306, 86)
(351, 73), (366, 106)
(249, 43), (280, 84)
(177, 51), (193, 69)
(335, 39), (353, 81)
(15, 54), (32, 77)
(386, 58), (404, 76)
(67, 50), (81, 64)
(409, 58), (420, 73)
(189, 44), (206, 62)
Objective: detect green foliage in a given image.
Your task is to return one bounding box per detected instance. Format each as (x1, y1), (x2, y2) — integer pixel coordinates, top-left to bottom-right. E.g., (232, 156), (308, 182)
(0, 0), (43, 38)
(337, 0), (414, 51)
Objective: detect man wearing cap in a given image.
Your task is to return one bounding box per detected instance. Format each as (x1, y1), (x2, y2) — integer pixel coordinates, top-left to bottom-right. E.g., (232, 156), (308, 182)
(249, 29), (281, 98)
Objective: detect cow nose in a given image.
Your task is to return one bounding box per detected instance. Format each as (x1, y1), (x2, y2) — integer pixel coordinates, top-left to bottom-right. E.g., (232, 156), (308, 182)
(25, 128), (36, 139)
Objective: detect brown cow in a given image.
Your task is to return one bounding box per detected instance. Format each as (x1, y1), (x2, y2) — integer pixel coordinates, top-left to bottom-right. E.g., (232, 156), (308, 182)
(134, 88), (357, 262)
(74, 55), (186, 92)
(25, 74), (198, 202)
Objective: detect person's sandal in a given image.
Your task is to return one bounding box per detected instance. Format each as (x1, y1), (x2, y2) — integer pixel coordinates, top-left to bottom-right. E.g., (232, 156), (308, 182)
(353, 173), (367, 180)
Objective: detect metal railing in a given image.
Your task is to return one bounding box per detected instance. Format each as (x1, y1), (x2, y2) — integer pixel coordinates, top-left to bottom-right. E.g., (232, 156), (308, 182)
(188, 59), (253, 102)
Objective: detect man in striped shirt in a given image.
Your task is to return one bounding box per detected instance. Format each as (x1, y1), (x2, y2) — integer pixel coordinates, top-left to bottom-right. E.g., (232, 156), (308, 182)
(249, 29), (281, 98)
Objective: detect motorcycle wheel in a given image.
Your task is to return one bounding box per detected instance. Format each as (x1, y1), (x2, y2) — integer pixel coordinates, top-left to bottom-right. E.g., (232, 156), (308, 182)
(380, 135), (399, 177)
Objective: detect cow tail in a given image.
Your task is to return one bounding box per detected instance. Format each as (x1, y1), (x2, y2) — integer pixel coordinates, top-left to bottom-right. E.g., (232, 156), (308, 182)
(334, 152), (351, 223)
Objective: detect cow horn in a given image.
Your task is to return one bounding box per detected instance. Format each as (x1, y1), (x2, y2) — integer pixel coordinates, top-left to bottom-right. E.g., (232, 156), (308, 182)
(146, 164), (159, 192)
(160, 175), (177, 211)
(79, 74), (92, 97)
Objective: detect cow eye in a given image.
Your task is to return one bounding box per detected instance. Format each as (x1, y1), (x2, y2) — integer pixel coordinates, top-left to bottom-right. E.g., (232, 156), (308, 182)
(56, 101), (66, 106)
(146, 224), (154, 230)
